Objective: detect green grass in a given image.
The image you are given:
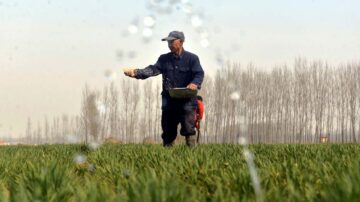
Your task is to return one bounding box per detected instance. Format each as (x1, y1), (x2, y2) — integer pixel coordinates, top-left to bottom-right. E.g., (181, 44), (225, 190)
(0, 144), (360, 201)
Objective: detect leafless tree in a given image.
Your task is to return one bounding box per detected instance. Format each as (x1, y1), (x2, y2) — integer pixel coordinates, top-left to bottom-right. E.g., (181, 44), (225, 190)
(26, 117), (32, 144)
(109, 82), (120, 139)
(24, 59), (360, 144)
(99, 85), (110, 140)
(80, 85), (100, 143)
(143, 79), (154, 139)
(346, 63), (359, 142)
(120, 78), (131, 141)
(43, 116), (50, 143)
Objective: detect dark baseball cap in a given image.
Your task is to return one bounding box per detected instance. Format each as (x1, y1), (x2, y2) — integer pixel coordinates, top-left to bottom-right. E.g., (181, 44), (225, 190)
(161, 31), (185, 42)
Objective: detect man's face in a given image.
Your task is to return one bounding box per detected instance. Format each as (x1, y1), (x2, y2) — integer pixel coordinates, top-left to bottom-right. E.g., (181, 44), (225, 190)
(167, 39), (183, 53)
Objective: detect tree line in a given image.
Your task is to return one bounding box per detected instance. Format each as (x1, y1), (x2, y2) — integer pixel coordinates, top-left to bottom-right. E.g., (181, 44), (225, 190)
(25, 59), (360, 144)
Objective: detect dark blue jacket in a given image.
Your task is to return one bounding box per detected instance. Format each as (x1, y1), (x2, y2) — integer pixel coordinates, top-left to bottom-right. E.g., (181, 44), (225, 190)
(135, 50), (205, 98)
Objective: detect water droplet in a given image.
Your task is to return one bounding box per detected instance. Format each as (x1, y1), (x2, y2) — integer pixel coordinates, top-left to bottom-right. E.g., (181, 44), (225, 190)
(104, 69), (117, 81)
(182, 3), (193, 14)
(104, 69), (112, 78)
(143, 16), (156, 27)
(239, 137), (247, 145)
(96, 101), (107, 114)
(128, 51), (137, 59)
(243, 150), (253, 162)
(116, 50), (124, 60)
(200, 38), (210, 48)
(191, 15), (203, 27)
(73, 154), (87, 164)
(66, 135), (80, 144)
(230, 92), (240, 100)
(216, 53), (225, 65)
(88, 142), (101, 151)
(128, 24), (138, 34)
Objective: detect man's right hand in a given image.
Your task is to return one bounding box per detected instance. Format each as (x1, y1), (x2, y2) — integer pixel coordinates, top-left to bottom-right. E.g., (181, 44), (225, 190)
(123, 68), (137, 78)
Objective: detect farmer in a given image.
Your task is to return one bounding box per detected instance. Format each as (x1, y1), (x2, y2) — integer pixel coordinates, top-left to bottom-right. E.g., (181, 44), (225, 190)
(123, 30), (204, 147)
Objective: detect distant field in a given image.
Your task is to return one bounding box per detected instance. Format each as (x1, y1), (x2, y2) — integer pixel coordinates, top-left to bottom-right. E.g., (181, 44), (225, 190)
(0, 144), (359, 201)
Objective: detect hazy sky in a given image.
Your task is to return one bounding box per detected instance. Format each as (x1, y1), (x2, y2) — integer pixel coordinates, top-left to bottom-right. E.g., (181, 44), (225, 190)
(1, 0), (359, 137)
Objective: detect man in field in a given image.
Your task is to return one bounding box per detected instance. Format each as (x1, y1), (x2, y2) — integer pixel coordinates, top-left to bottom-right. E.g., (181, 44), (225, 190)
(124, 31), (204, 147)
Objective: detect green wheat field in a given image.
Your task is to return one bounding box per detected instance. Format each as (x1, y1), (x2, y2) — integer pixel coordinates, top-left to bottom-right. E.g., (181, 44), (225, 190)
(0, 144), (359, 201)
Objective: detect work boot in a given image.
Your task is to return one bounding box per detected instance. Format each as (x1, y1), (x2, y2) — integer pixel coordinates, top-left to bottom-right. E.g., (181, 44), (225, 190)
(163, 141), (174, 147)
(185, 135), (196, 148)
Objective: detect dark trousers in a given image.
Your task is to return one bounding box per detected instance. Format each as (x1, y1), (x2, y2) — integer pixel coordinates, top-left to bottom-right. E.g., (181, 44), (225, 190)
(161, 102), (196, 144)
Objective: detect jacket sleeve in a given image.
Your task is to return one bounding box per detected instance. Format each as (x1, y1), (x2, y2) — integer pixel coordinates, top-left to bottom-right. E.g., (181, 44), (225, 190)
(135, 57), (162, 79)
(191, 55), (204, 88)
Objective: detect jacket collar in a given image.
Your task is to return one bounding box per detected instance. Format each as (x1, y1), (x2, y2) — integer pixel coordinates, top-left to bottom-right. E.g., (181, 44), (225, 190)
(171, 49), (185, 60)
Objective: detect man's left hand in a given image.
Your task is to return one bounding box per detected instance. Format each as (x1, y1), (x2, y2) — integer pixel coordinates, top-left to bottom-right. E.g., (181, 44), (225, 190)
(186, 83), (198, 90)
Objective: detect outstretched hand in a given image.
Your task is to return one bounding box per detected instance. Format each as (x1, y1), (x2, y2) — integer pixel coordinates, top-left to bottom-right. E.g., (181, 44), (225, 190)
(123, 68), (136, 78)
(186, 83), (198, 90)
